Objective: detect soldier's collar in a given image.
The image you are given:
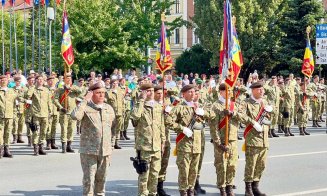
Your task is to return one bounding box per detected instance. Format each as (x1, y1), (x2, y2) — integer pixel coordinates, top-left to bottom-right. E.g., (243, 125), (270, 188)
(145, 100), (156, 107)
(250, 95), (262, 104)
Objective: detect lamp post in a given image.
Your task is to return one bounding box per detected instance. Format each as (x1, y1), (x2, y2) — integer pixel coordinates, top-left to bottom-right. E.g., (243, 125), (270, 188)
(47, 7), (54, 73)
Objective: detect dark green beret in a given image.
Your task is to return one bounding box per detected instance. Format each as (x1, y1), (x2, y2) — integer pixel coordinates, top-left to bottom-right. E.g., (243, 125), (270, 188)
(181, 84), (195, 93)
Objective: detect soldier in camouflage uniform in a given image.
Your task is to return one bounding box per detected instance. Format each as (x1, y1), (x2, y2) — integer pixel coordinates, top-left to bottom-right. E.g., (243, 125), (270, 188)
(307, 75), (322, 127)
(12, 76), (27, 144)
(166, 84), (205, 196)
(119, 77), (130, 140)
(71, 82), (115, 196)
(105, 79), (125, 149)
(54, 73), (82, 153)
(206, 83), (241, 196)
(195, 79), (209, 105)
(318, 78), (325, 122)
(281, 78), (294, 136)
(25, 75), (52, 156)
(76, 78), (87, 135)
(45, 76), (59, 150)
(296, 82), (311, 136)
(277, 80), (285, 133)
(237, 82), (271, 196)
(0, 75), (19, 158)
(24, 76), (35, 146)
(293, 77), (302, 125)
(130, 83), (165, 196)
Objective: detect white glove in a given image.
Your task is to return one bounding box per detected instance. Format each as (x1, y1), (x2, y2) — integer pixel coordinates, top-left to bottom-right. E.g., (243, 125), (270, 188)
(195, 108), (205, 116)
(165, 105), (172, 114)
(26, 100), (32, 104)
(253, 122), (263, 132)
(15, 100), (19, 106)
(183, 127), (193, 138)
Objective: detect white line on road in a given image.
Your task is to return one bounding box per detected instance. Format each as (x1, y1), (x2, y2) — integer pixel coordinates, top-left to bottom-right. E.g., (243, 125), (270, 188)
(272, 188), (327, 196)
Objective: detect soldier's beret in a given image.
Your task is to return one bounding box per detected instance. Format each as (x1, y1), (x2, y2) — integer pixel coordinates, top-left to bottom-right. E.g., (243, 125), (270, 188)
(35, 75), (43, 80)
(14, 76), (21, 81)
(65, 73), (72, 77)
(196, 79), (203, 84)
(285, 78), (290, 82)
(97, 74), (102, 77)
(158, 78), (164, 82)
(88, 82), (105, 91)
(181, 84), (195, 93)
(27, 76), (34, 80)
(176, 77), (182, 81)
(137, 78), (144, 83)
(110, 79), (118, 84)
(249, 82), (264, 89)
(47, 76), (55, 81)
(314, 75), (319, 79)
(0, 75), (6, 79)
(296, 77), (301, 80)
(78, 78), (85, 82)
(271, 76), (277, 79)
(154, 85), (164, 92)
(219, 83), (227, 91)
(119, 78), (125, 82)
(140, 83), (154, 90)
(87, 77), (93, 82)
(103, 78), (110, 82)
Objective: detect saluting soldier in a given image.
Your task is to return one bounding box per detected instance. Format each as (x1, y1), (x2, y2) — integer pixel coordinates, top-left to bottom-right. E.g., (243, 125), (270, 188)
(130, 83), (165, 196)
(71, 82), (115, 196)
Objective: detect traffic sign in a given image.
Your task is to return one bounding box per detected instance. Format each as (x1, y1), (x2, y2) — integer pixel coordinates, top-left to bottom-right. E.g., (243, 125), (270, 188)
(316, 24), (327, 64)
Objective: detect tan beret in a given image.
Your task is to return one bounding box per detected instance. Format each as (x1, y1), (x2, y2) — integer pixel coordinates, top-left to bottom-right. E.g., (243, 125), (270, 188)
(14, 76), (21, 81)
(88, 82), (105, 91)
(140, 83), (154, 90)
(250, 82), (264, 89)
(181, 84), (195, 93)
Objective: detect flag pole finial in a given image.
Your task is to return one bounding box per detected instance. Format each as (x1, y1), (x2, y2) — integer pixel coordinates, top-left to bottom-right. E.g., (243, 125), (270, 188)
(161, 13), (166, 22)
(232, 15), (236, 25)
(306, 26), (311, 36)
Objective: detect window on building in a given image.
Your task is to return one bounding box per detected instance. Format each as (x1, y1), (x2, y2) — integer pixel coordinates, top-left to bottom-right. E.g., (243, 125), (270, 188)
(175, 29), (180, 44)
(194, 32), (199, 44)
(175, 0), (180, 13)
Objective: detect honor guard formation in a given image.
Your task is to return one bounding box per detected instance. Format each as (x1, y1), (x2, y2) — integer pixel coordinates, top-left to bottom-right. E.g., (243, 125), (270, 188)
(1, 68), (326, 196)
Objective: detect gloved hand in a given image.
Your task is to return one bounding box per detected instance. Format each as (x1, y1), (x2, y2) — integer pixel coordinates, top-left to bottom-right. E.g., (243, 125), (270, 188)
(195, 108), (204, 116)
(253, 121), (263, 132)
(218, 144), (229, 152)
(165, 105), (172, 114)
(26, 100), (32, 104)
(60, 108), (68, 113)
(182, 127), (193, 138)
(261, 118), (271, 125)
(223, 109), (233, 116)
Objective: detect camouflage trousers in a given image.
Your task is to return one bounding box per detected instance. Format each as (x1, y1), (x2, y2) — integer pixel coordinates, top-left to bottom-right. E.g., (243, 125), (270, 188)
(12, 113), (24, 136)
(112, 115), (124, 141)
(311, 101), (320, 121)
(25, 110), (33, 137)
(197, 129), (206, 178)
(47, 115), (59, 140)
(59, 114), (76, 143)
(0, 118), (13, 145)
(244, 146), (268, 182)
(138, 150), (161, 196)
(80, 153), (110, 196)
(283, 106), (293, 128)
(123, 110), (131, 131)
(32, 117), (48, 145)
(297, 110), (308, 128)
(320, 101), (325, 117)
(158, 141), (171, 182)
(176, 151), (200, 191)
(214, 141), (238, 188)
(270, 107), (279, 129)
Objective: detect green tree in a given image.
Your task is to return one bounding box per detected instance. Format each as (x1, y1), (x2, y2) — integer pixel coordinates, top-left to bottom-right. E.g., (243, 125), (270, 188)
(175, 44), (213, 75)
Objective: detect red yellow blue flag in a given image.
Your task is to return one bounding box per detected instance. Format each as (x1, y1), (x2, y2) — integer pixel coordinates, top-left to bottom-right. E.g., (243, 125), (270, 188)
(156, 21), (173, 73)
(301, 40), (314, 77)
(61, 11), (74, 66)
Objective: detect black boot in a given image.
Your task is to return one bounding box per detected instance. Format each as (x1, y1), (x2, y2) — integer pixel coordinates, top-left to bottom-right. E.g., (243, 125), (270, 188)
(17, 135), (25, 143)
(66, 141), (75, 153)
(3, 145), (13, 158)
(51, 139), (59, 149)
(278, 125), (283, 133)
(226, 185), (234, 196)
(120, 131), (126, 140)
(157, 181), (170, 196)
(179, 190), (187, 196)
(187, 188), (194, 196)
(38, 144), (47, 155)
(114, 139), (122, 149)
(33, 144), (39, 156)
(27, 136), (32, 147)
(316, 120), (322, 127)
(294, 118), (297, 125)
(284, 127), (290, 136)
(123, 130), (130, 140)
(219, 187), (227, 196)
(288, 128), (294, 136)
(46, 139), (51, 150)
(0, 145), (3, 158)
(313, 120), (318, 127)
(271, 129), (279, 137)
(245, 182), (254, 196)
(303, 127), (310, 135)
(194, 178), (206, 194)
(252, 181), (266, 196)
(321, 116), (325, 122)
(62, 142), (67, 153)
(299, 127), (305, 136)
(11, 134), (17, 144)
(268, 129), (272, 138)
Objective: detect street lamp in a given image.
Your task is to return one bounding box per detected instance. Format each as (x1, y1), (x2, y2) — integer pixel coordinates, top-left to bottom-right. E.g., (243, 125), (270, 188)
(47, 7), (54, 74)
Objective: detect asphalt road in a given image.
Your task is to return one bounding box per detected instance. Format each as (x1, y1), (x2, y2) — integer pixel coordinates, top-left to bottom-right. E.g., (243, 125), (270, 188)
(1, 121), (327, 196)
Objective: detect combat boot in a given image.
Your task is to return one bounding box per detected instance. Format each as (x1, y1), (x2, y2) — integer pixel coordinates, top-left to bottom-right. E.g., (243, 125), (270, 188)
(11, 134), (17, 144)
(179, 190), (187, 196)
(3, 145), (13, 158)
(252, 181), (266, 196)
(303, 127), (310, 135)
(0, 145), (3, 158)
(27, 136), (32, 147)
(123, 130), (130, 140)
(268, 129), (272, 138)
(45, 139), (51, 150)
(187, 188), (194, 196)
(284, 127), (290, 136)
(320, 116), (325, 122)
(157, 181), (170, 196)
(114, 139), (122, 149)
(288, 128), (294, 136)
(219, 187), (227, 196)
(17, 135), (24, 143)
(62, 142), (67, 153)
(299, 127), (305, 136)
(226, 185), (234, 196)
(194, 178), (206, 194)
(51, 139), (59, 149)
(278, 125), (283, 133)
(33, 144), (39, 156)
(316, 120), (322, 127)
(271, 129), (279, 137)
(245, 182), (254, 196)
(66, 141), (75, 153)
(120, 131), (126, 140)
(38, 144), (47, 155)
(313, 120), (318, 127)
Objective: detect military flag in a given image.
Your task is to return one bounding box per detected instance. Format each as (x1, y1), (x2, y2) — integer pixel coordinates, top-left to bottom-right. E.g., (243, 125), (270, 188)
(156, 19), (173, 73)
(301, 38), (314, 77)
(25, 0), (31, 5)
(61, 10), (74, 66)
(219, 0), (243, 88)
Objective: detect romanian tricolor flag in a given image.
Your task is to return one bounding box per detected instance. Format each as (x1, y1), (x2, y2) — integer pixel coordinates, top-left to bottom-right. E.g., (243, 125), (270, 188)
(61, 11), (74, 66)
(301, 39), (314, 77)
(25, 0), (31, 5)
(9, 0), (15, 6)
(219, 0), (243, 88)
(156, 21), (173, 73)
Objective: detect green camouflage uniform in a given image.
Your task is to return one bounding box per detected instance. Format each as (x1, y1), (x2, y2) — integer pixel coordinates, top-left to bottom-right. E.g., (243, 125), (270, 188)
(264, 84), (281, 129)
(307, 82), (320, 121)
(296, 92), (311, 128)
(24, 85), (35, 138)
(12, 86), (27, 138)
(281, 84), (293, 128)
(71, 101), (115, 196)
(47, 87), (59, 140)
(131, 100), (165, 196)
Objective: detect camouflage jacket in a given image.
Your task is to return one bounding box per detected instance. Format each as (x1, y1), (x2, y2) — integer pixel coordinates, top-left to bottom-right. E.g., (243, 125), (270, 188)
(106, 88), (125, 116)
(13, 86), (27, 114)
(48, 87), (59, 116)
(54, 85), (82, 115)
(71, 101), (115, 156)
(0, 88), (19, 118)
(25, 86), (52, 118)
